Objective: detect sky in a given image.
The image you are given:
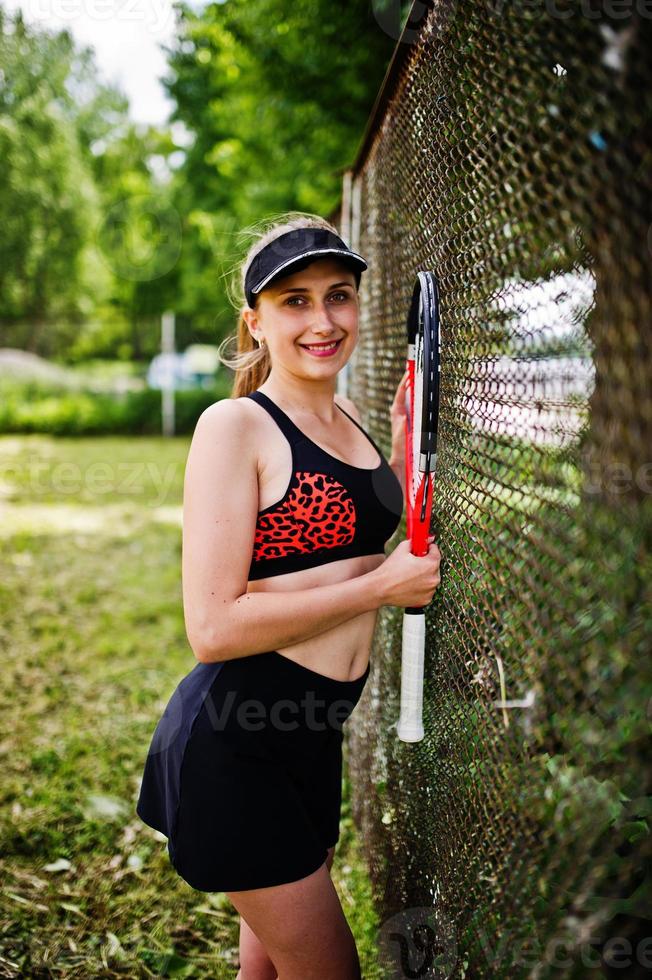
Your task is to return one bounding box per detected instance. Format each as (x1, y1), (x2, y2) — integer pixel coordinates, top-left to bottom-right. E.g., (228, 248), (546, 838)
(2, 0), (204, 131)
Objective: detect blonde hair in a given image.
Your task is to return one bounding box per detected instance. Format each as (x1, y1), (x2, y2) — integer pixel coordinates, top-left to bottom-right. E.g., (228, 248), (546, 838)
(217, 212), (345, 398)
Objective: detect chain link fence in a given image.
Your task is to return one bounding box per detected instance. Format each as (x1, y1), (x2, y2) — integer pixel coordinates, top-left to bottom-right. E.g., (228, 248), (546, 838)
(333, 2), (651, 976)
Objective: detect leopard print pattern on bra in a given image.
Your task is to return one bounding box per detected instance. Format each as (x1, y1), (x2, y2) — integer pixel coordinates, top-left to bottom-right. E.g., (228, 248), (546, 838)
(253, 471), (356, 561)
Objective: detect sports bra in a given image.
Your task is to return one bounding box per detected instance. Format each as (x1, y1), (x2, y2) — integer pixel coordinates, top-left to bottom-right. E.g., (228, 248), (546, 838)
(246, 389), (404, 580)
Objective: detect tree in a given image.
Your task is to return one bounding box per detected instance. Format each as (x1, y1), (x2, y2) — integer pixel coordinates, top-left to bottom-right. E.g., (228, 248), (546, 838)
(160, 0), (396, 336)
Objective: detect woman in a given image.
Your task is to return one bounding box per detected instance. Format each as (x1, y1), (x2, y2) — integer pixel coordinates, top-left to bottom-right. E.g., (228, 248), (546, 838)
(136, 213), (441, 979)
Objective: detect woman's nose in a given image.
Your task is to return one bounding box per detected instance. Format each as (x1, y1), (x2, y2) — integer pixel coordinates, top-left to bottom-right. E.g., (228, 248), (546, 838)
(312, 303), (336, 328)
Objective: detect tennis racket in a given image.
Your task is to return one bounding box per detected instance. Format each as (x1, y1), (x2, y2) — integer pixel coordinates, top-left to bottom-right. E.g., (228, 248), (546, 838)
(397, 271), (441, 743)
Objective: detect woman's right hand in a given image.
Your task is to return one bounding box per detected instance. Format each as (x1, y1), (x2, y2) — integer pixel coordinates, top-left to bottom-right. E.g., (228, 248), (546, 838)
(374, 536), (442, 608)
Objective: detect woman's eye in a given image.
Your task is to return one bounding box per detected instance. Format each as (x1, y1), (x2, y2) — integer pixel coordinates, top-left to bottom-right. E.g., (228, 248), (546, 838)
(285, 292), (350, 307)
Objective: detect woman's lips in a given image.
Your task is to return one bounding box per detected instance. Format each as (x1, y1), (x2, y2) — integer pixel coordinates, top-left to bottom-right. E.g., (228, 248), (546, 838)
(299, 338), (343, 358)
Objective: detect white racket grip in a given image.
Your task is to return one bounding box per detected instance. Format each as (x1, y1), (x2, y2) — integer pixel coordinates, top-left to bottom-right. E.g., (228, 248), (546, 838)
(397, 611), (425, 742)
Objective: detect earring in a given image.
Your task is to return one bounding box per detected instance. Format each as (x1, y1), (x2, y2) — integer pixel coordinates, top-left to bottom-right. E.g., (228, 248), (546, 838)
(257, 337), (265, 348)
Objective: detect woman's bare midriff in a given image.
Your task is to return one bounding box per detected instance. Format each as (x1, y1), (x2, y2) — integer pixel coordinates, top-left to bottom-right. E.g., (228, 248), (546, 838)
(246, 554), (386, 682)
(241, 393), (387, 683)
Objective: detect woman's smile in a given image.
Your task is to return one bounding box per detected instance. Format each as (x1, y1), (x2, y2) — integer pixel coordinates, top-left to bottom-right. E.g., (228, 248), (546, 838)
(298, 337), (344, 357)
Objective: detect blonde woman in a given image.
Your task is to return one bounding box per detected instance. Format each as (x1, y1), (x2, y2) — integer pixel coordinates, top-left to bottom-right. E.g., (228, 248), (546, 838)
(137, 214), (441, 979)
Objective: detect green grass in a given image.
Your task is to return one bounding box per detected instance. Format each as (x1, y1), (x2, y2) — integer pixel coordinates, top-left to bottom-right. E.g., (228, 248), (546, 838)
(0, 434), (382, 978)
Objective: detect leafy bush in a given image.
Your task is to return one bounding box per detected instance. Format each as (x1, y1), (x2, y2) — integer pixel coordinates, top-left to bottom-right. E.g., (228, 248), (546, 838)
(0, 376), (233, 435)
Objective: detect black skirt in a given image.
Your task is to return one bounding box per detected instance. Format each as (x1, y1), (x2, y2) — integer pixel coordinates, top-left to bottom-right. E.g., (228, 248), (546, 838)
(136, 649), (370, 892)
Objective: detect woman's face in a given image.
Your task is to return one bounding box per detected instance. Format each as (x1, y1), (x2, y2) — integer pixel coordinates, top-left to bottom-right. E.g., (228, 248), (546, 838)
(245, 257), (359, 377)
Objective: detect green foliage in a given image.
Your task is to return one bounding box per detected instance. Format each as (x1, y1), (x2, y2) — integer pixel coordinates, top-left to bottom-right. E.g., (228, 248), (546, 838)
(162, 0), (396, 335)
(0, 10), (101, 341)
(1, 2), (395, 359)
(0, 376), (232, 435)
(0, 10), (183, 359)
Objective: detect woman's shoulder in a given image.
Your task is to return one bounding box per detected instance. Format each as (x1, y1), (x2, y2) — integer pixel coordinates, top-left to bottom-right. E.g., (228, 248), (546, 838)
(192, 396), (270, 480)
(190, 397), (262, 458)
(196, 395), (256, 429)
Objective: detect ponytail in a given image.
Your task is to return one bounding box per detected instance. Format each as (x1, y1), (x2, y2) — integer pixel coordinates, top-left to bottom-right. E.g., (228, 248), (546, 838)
(216, 311), (270, 398)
